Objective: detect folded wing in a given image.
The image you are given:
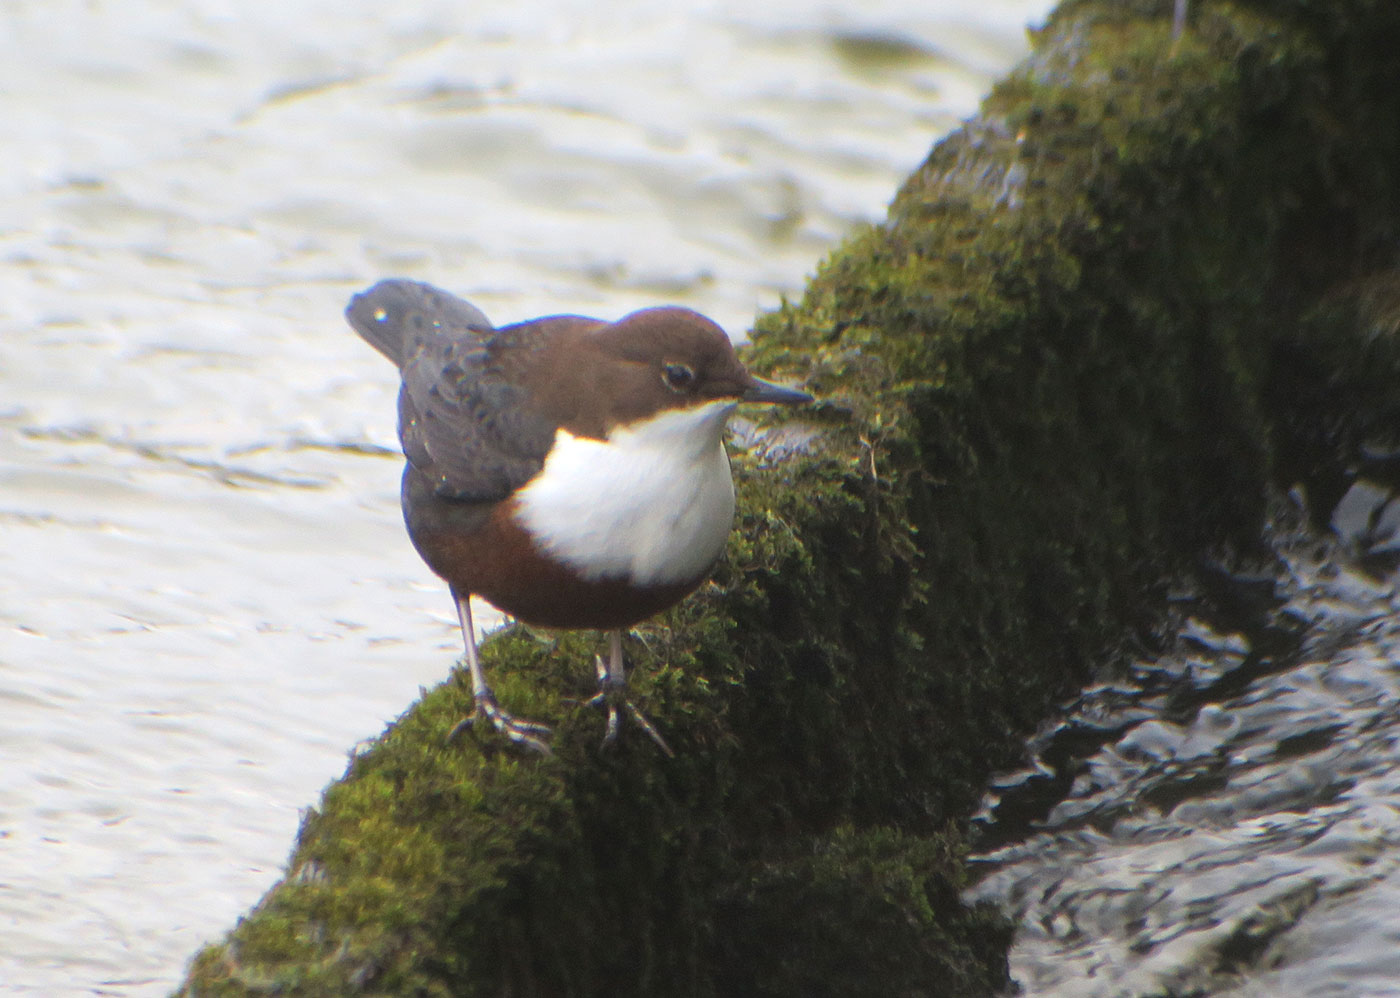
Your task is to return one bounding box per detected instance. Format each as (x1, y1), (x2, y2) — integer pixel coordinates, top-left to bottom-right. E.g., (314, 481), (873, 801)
(346, 279), (559, 502)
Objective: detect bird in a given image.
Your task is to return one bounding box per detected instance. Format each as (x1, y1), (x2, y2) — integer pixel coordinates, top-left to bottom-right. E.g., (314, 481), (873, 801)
(345, 279), (811, 755)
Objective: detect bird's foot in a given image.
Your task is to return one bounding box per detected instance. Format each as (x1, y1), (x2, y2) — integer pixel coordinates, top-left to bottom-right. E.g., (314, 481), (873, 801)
(447, 689), (553, 755)
(586, 655), (674, 757)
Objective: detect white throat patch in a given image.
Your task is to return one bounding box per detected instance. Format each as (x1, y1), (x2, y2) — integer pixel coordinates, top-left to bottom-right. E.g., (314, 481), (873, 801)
(512, 399), (739, 585)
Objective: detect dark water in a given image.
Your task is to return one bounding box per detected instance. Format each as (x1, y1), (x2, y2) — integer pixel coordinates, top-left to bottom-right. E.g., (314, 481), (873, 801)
(967, 481), (1400, 997)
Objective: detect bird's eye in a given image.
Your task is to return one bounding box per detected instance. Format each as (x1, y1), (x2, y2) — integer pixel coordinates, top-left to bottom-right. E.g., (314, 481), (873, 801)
(662, 363), (695, 391)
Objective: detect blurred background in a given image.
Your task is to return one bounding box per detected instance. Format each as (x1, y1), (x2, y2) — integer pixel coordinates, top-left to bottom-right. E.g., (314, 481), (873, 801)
(0, 1), (1050, 994)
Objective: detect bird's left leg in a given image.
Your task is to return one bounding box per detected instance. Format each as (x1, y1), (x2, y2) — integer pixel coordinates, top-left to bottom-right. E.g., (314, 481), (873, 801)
(1172, 0), (1188, 40)
(588, 630), (673, 756)
(445, 589), (552, 753)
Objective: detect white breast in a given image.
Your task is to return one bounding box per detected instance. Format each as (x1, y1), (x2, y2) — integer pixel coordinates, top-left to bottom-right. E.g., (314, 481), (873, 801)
(512, 400), (738, 586)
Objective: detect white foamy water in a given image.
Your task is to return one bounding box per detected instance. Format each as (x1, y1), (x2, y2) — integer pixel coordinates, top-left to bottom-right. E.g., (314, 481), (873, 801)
(0, 2), (1048, 994)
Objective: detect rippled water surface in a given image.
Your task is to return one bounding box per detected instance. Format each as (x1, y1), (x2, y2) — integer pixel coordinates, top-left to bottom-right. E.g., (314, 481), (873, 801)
(0, 2), (1048, 994)
(968, 483), (1400, 997)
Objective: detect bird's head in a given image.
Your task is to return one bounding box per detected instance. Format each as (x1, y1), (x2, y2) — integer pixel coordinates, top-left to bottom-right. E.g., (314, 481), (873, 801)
(587, 307), (811, 435)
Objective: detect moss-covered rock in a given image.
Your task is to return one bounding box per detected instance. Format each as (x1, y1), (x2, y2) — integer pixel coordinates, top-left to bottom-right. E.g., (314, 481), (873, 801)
(177, 1), (1400, 995)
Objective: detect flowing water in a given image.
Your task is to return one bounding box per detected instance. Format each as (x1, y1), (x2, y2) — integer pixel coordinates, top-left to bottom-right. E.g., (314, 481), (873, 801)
(967, 481), (1400, 997)
(0, 2), (1047, 994)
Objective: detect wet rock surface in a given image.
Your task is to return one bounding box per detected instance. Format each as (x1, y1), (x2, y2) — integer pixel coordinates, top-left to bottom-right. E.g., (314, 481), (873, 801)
(968, 482), (1400, 997)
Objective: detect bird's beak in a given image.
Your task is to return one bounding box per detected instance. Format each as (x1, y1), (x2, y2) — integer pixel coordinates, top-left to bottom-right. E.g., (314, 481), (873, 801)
(741, 374), (812, 405)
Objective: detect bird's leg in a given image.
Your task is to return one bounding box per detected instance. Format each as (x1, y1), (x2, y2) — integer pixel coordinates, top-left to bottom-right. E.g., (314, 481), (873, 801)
(1172, 0), (1188, 41)
(588, 630), (673, 757)
(446, 589), (552, 754)
(593, 631), (623, 747)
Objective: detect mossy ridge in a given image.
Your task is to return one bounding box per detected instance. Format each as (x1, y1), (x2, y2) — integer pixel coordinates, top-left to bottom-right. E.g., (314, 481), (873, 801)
(177, 1), (1400, 996)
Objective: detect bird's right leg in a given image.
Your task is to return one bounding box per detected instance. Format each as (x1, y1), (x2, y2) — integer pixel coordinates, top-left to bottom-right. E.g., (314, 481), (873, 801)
(446, 588), (552, 753)
(587, 629), (673, 757)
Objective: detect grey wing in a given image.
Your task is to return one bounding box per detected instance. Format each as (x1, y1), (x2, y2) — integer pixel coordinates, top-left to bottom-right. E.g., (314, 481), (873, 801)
(346, 279), (556, 501)
(398, 330), (558, 504)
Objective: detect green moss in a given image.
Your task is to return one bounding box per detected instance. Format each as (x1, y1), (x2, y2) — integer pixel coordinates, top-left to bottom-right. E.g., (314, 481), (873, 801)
(177, 1), (1400, 995)
(713, 826), (1011, 998)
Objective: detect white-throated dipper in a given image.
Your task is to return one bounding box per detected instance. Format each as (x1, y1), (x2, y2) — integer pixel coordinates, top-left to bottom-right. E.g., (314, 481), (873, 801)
(346, 279), (811, 754)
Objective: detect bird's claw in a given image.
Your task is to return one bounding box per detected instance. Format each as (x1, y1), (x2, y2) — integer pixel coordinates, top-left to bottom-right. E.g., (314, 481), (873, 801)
(588, 655), (674, 757)
(447, 691), (552, 755)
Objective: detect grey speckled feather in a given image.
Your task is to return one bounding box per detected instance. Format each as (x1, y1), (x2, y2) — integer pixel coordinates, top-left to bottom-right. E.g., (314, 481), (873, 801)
(346, 279), (559, 503)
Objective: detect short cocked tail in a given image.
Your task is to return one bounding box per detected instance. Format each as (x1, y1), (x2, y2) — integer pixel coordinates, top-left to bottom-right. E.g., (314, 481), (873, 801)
(346, 279), (494, 368)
